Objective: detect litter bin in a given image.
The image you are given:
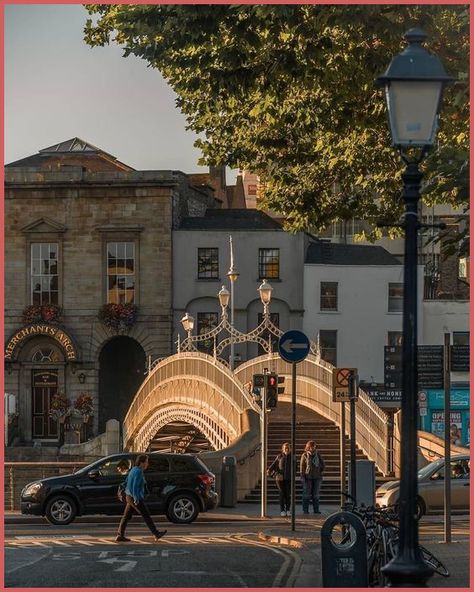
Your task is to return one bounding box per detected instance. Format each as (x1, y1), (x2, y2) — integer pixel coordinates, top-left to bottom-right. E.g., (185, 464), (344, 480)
(220, 456), (237, 507)
(347, 460), (376, 507)
(321, 511), (368, 587)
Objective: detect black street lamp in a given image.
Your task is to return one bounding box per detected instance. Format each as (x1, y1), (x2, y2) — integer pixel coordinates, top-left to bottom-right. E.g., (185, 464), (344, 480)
(376, 28), (453, 587)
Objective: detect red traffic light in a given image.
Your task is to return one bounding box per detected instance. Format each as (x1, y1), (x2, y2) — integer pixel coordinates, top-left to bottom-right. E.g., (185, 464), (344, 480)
(268, 375), (277, 387)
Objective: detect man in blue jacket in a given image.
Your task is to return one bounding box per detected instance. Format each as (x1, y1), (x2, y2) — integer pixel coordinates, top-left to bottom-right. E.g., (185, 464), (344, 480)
(116, 454), (167, 542)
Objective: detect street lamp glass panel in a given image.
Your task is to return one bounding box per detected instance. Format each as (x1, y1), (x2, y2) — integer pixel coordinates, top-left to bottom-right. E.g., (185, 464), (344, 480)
(218, 285), (230, 308)
(181, 312), (195, 332)
(385, 80), (442, 147)
(258, 279), (273, 304)
(227, 270), (239, 282)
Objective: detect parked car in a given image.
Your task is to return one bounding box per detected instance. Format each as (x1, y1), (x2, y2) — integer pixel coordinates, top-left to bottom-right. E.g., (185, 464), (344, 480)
(376, 454), (470, 518)
(21, 452), (218, 525)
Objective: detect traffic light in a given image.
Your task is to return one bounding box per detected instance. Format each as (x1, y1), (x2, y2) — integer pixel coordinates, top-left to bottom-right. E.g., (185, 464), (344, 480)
(252, 374), (265, 406)
(266, 373), (279, 408)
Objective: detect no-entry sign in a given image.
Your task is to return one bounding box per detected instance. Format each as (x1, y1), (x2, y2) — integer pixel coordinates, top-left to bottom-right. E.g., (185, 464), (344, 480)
(333, 367), (358, 402)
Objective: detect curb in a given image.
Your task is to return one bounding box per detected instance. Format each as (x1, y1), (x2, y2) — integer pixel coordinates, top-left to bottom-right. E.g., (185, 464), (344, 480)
(257, 531), (304, 549)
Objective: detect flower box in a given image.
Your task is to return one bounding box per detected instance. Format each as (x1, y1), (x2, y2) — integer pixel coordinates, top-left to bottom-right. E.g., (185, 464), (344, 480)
(98, 303), (138, 331)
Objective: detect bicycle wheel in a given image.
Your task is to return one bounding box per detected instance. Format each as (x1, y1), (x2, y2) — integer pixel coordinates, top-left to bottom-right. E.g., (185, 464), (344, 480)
(420, 545), (450, 577)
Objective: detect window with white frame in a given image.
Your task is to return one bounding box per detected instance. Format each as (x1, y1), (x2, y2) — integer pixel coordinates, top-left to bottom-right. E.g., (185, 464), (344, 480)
(320, 282), (338, 311)
(107, 242), (135, 304)
(31, 243), (59, 305)
(388, 283), (403, 312)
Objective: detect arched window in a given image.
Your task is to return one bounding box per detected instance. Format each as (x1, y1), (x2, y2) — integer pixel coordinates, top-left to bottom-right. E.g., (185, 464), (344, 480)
(32, 348), (62, 363)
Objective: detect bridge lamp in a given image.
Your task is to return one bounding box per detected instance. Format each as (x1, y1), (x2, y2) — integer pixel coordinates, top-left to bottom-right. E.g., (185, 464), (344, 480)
(258, 279), (273, 316)
(377, 28), (453, 589)
(180, 312), (195, 338)
(218, 285), (230, 311)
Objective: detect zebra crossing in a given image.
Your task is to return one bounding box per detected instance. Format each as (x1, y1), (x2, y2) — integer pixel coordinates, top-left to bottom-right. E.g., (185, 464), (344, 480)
(6, 533), (253, 548)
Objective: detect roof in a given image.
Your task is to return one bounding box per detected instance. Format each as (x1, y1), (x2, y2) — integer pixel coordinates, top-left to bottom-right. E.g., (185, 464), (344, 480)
(6, 137), (133, 171)
(179, 209), (283, 230)
(305, 241), (402, 265)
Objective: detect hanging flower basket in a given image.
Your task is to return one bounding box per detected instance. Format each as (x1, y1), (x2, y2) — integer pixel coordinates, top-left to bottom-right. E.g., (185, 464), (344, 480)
(98, 303), (138, 331)
(74, 392), (94, 422)
(49, 392), (70, 422)
(23, 304), (62, 325)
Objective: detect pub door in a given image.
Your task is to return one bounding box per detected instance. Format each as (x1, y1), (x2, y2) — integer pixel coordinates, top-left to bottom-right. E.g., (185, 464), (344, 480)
(32, 370), (59, 439)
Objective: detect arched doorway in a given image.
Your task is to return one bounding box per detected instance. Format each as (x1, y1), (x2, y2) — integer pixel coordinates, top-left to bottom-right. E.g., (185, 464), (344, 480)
(148, 421), (214, 454)
(98, 337), (146, 432)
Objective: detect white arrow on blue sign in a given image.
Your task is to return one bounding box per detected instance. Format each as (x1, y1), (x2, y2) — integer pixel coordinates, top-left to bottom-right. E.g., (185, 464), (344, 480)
(278, 330), (311, 363)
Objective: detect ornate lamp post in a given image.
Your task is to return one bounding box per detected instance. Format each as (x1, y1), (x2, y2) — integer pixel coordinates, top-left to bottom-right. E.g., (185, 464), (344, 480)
(377, 28), (453, 587)
(218, 285), (230, 314)
(227, 236), (239, 369)
(180, 312), (195, 341)
(258, 279), (273, 317)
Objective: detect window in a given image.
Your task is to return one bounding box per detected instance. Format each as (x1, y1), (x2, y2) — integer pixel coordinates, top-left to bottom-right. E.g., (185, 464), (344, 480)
(198, 248), (219, 279)
(388, 283), (403, 312)
(453, 332), (469, 346)
(107, 242), (135, 304)
(97, 456), (132, 477)
(146, 457), (170, 473)
(31, 243), (59, 305)
(458, 257), (469, 280)
(319, 330), (337, 366)
(388, 332), (403, 346)
(171, 456), (200, 472)
(320, 282), (338, 311)
(197, 312), (219, 353)
(259, 248), (280, 279)
(257, 313), (280, 355)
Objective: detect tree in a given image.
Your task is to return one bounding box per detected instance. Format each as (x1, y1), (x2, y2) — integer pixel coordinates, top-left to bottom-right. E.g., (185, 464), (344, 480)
(84, 4), (469, 240)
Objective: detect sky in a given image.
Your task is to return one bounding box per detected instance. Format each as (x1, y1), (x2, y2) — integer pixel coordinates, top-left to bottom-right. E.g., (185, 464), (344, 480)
(5, 4), (237, 181)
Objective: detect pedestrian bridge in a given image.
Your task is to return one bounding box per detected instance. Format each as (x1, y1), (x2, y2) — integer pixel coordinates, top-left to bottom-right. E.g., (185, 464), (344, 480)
(123, 351), (392, 476)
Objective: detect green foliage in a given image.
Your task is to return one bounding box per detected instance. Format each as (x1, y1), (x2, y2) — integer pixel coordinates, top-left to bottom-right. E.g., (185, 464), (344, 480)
(84, 4), (469, 237)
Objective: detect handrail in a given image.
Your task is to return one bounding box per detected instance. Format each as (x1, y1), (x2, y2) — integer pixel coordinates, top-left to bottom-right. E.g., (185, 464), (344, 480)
(236, 353), (391, 475)
(123, 352), (257, 450)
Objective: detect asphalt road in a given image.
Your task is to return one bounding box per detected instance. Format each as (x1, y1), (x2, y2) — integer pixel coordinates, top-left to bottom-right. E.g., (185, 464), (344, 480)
(5, 522), (303, 588)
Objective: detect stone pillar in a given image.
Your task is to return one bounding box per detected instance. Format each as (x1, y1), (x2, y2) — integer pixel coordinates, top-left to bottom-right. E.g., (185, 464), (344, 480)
(104, 419), (121, 455)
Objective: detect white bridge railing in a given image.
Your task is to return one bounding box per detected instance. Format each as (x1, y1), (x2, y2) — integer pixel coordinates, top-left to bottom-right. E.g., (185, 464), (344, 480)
(236, 353), (391, 476)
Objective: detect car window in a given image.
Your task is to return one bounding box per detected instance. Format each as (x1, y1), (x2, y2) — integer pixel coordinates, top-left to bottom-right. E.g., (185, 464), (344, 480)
(146, 456), (170, 473)
(98, 457), (133, 477)
(171, 456), (199, 472)
(430, 459), (470, 480)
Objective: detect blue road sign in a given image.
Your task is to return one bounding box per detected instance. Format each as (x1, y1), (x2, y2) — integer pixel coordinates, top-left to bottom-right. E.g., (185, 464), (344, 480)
(278, 330), (310, 364)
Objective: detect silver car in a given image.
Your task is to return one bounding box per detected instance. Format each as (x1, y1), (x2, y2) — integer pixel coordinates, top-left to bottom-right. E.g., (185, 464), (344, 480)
(376, 454), (470, 517)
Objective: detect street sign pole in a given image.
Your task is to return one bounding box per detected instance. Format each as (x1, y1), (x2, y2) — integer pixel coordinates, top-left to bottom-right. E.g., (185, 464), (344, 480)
(277, 330), (311, 534)
(291, 362), (297, 532)
(340, 401), (346, 509)
(443, 332), (451, 543)
(260, 371), (268, 518)
(349, 372), (357, 504)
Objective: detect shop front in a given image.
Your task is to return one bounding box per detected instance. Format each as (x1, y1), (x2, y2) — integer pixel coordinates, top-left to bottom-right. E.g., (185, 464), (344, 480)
(420, 387), (470, 447)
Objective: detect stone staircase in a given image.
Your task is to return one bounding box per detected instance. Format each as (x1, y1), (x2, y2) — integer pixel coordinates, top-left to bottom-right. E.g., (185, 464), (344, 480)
(241, 403), (386, 505)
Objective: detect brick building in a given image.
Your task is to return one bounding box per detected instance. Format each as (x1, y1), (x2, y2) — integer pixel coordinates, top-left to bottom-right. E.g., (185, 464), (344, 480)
(4, 138), (217, 446)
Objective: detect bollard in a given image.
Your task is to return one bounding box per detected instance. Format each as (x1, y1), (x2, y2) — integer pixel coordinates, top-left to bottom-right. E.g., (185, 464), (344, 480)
(320, 511), (368, 587)
(220, 455), (237, 507)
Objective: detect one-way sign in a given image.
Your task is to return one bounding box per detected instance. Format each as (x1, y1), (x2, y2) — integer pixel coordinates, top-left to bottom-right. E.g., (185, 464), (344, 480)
(278, 330), (310, 364)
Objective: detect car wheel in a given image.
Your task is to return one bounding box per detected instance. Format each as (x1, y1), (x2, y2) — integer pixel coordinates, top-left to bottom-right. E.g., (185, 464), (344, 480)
(415, 497), (426, 520)
(45, 494), (77, 525)
(166, 493), (199, 524)
(394, 497), (425, 521)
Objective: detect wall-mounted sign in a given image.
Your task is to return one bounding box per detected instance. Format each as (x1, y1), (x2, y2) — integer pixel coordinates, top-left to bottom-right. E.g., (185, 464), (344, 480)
(451, 345), (470, 372)
(360, 383), (402, 406)
(384, 345), (444, 389)
(4, 324), (78, 361)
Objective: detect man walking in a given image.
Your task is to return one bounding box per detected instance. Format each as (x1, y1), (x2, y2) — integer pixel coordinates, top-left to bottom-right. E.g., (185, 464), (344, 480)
(116, 454), (167, 542)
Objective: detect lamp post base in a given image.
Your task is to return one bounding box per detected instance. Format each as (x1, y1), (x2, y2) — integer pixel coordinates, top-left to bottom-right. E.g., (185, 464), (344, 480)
(382, 554), (434, 588)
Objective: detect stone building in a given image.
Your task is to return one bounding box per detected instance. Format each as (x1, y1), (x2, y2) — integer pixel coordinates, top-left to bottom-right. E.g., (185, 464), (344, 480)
(4, 138), (217, 447)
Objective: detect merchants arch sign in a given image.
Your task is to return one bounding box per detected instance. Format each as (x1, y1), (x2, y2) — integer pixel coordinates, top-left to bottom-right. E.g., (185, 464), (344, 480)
(5, 324), (79, 361)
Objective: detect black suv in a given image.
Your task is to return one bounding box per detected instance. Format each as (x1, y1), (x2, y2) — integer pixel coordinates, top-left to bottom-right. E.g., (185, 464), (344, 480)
(21, 452), (218, 525)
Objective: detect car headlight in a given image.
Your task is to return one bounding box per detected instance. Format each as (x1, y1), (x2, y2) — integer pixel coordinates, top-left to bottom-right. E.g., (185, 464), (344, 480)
(23, 482), (43, 497)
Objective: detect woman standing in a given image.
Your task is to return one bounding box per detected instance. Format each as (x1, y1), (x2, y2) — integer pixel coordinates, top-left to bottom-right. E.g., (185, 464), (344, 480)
(300, 440), (325, 514)
(267, 442), (293, 516)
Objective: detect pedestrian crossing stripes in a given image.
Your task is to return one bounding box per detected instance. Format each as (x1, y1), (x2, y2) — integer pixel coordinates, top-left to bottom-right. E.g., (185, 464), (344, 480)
(6, 535), (248, 548)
